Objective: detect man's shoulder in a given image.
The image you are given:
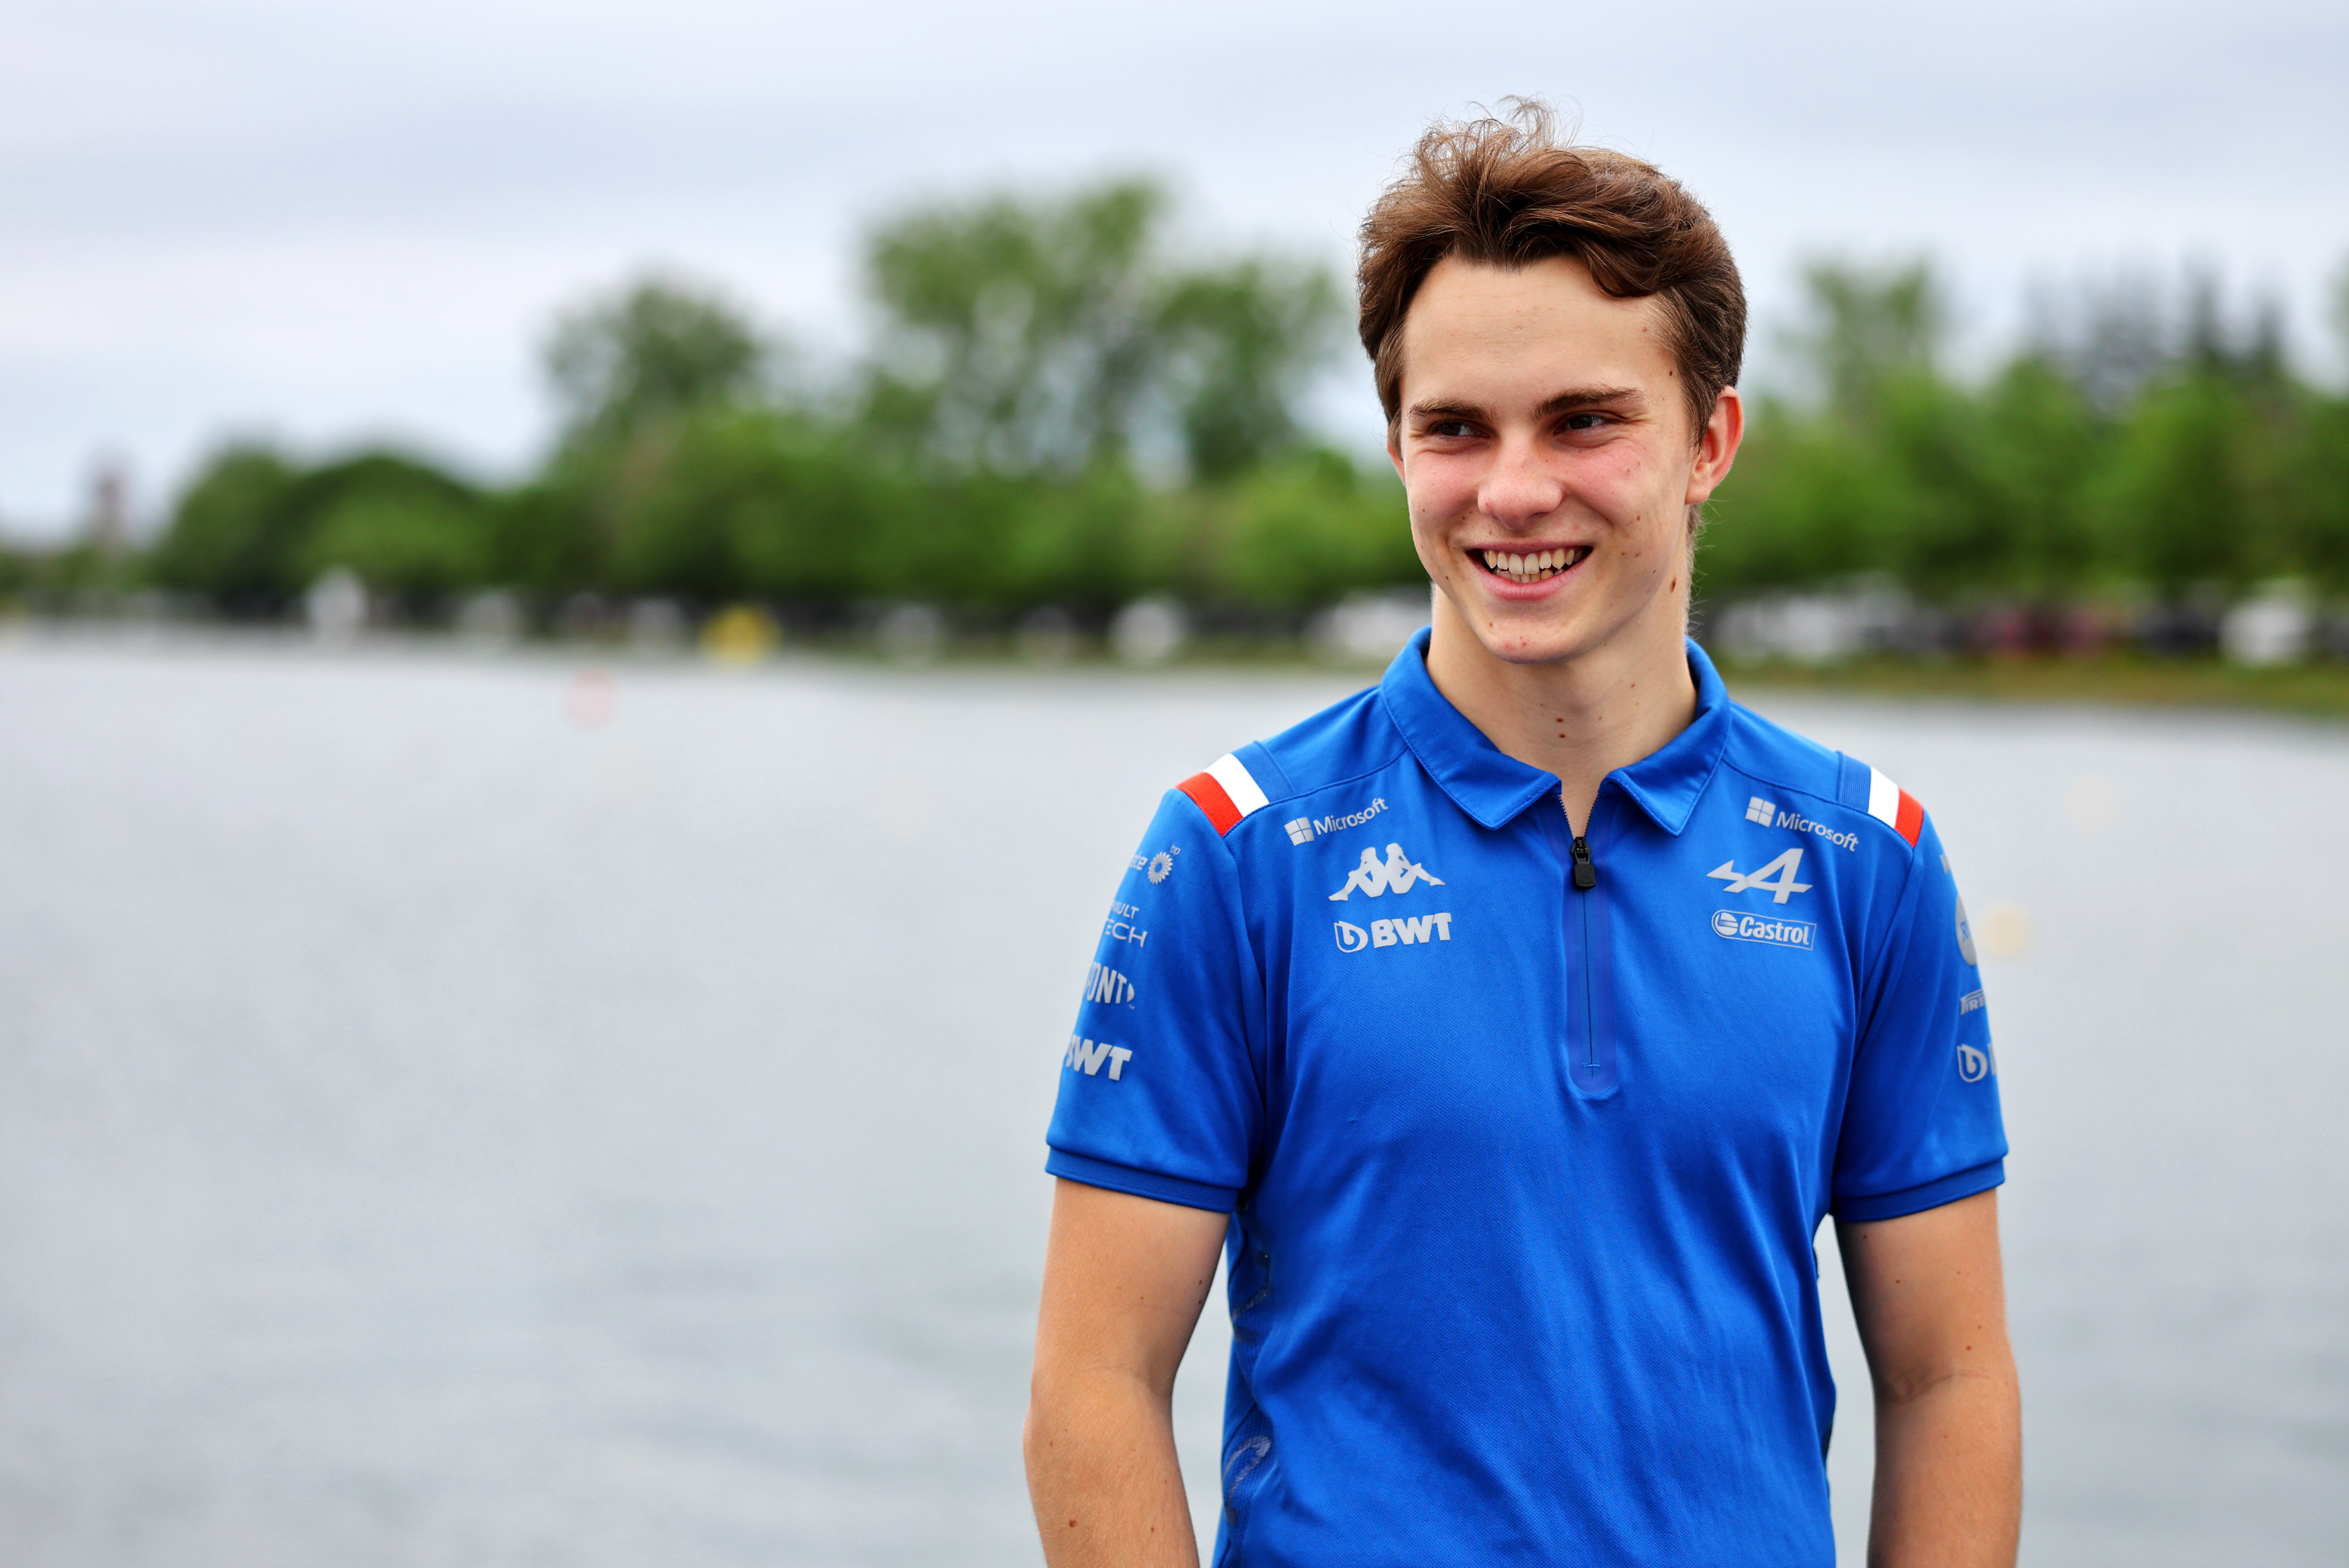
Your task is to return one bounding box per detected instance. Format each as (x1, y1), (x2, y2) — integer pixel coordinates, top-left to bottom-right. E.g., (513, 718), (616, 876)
(1166, 680), (1415, 847)
(1713, 699), (1929, 857)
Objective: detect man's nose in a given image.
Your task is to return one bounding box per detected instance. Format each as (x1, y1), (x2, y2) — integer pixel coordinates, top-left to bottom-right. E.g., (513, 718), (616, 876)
(1478, 435), (1564, 526)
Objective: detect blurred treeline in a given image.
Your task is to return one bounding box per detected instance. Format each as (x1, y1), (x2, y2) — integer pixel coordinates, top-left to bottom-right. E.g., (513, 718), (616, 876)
(110, 180), (1417, 628)
(14, 178), (2349, 639)
(1706, 264), (2349, 613)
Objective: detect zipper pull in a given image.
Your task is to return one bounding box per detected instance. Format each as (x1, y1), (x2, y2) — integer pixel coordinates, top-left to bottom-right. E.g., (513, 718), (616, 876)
(1570, 835), (1598, 891)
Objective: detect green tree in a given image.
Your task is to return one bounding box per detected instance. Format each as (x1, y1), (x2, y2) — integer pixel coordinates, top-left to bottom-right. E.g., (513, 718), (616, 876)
(2086, 371), (2260, 597)
(2284, 388), (2349, 591)
(1159, 259), (1344, 482)
(606, 408), (904, 604)
(153, 445), (487, 610)
(860, 178), (1345, 484)
(545, 277), (768, 449)
(301, 491), (490, 599)
(1211, 449), (1415, 604)
(1970, 356), (2107, 595)
(1785, 261), (1946, 427)
(150, 444), (302, 608)
(864, 179), (1170, 474)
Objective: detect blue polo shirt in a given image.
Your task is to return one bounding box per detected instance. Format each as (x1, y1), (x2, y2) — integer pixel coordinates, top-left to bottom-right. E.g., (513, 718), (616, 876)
(1046, 631), (2006, 1568)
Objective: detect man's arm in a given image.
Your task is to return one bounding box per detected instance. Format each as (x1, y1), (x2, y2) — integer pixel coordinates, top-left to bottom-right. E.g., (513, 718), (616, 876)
(1836, 1187), (2021, 1568)
(1025, 1177), (1230, 1568)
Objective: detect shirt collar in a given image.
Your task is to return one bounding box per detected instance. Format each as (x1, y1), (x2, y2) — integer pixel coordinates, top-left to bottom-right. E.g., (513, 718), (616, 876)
(1377, 627), (1732, 836)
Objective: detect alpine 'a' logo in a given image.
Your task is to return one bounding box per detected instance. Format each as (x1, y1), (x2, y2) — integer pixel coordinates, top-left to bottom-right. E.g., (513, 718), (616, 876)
(1707, 847), (1812, 904)
(1328, 843), (1444, 901)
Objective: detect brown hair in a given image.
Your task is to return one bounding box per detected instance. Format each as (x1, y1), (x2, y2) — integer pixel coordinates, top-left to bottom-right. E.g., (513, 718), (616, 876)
(1359, 101), (1746, 446)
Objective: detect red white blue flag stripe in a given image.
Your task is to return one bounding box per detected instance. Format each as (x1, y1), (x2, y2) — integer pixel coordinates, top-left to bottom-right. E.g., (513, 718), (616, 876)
(1866, 766), (1925, 846)
(1178, 753), (1270, 835)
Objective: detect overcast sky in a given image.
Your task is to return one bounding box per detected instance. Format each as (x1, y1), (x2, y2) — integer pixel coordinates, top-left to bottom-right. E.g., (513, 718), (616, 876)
(3, 0), (2345, 536)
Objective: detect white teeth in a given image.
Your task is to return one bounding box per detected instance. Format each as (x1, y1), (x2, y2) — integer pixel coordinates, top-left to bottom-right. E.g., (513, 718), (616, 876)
(1478, 547), (1587, 581)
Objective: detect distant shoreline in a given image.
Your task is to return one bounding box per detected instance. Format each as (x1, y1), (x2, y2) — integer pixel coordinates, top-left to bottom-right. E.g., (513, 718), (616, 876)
(1715, 655), (2349, 720)
(10, 619), (2349, 721)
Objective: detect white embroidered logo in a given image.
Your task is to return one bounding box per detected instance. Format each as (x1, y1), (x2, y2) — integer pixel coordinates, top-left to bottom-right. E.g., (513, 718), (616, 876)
(1706, 847), (1813, 904)
(1327, 843), (1446, 901)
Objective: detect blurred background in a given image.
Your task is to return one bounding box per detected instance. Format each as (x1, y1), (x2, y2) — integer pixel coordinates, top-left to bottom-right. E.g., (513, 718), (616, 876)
(2, 0), (2346, 1563)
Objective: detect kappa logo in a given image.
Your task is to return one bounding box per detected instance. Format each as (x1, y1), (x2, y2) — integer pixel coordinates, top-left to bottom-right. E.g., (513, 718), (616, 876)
(1957, 1042), (1997, 1083)
(1064, 1035), (1133, 1080)
(1333, 912), (1453, 951)
(1327, 843), (1445, 901)
(1084, 962), (1136, 1006)
(1706, 847), (1813, 904)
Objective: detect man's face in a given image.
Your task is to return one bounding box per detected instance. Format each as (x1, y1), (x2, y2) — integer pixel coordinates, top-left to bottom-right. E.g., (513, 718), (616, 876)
(1387, 253), (1740, 670)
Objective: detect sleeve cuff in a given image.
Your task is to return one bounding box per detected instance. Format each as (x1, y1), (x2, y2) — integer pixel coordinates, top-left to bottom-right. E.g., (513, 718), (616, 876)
(1832, 1158), (2005, 1223)
(1045, 1148), (1239, 1214)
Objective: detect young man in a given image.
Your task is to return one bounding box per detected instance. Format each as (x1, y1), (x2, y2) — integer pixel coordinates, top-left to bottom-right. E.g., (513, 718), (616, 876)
(1026, 106), (2018, 1568)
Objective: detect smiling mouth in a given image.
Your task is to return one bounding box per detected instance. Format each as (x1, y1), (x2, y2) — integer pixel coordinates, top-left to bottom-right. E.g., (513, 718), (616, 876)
(1474, 547), (1591, 585)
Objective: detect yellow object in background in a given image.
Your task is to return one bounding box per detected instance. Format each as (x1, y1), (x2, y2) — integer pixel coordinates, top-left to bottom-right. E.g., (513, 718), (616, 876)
(1978, 901), (2032, 960)
(701, 605), (780, 665)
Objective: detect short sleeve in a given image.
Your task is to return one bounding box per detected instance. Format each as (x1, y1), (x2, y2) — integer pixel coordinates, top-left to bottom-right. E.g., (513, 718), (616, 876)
(1044, 786), (1264, 1213)
(1831, 812), (2009, 1221)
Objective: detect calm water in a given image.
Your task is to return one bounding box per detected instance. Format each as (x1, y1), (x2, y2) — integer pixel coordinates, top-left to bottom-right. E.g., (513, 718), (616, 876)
(0, 635), (2343, 1566)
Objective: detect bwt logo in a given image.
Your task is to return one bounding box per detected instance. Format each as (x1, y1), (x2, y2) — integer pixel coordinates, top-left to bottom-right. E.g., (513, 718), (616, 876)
(1334, 912), (1453, 951)
(1957, 1043), (1997, 1083)
(1084, 962), (1135, 1006)
(1065, 1035), (1133, 1080)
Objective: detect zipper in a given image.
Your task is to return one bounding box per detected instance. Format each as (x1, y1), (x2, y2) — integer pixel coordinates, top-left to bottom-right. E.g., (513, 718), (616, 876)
(1567, 794), (1597, 1077)
(1558, 786), (1618, 1097)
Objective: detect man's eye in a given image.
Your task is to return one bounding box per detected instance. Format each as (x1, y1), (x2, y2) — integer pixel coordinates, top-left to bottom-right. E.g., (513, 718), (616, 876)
(1563, 413), (1611, 432)
(1426, 420), (1477, 439)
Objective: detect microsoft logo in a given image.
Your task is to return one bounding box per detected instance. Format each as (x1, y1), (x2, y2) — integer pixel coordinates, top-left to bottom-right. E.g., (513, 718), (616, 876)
(1745, 796), (1776, 825)
(1284, 817), (1316, 846)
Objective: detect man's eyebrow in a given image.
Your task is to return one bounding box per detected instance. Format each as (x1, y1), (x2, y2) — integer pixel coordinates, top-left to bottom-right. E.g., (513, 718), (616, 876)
(1535, 385), (1644, 417)
(1404, 386), (1647, 424)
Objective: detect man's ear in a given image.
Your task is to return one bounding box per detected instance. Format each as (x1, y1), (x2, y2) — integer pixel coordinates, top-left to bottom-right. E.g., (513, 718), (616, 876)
(1386, 429), (1406, 484)
(1684, 386), (1745, 507)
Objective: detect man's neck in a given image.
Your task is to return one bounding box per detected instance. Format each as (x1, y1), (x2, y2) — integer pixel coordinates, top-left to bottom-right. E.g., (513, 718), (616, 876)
(1422, 595), (1698, 835)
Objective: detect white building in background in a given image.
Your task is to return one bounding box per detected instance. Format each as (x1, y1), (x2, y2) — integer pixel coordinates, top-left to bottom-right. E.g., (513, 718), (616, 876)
(1311, 587), (1432, 667)
(305, 569), (367, 641)
(1709, 579), (1915, 664)
(1110, 596), (1188, 666)
(2219, 583), (2314, 666)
